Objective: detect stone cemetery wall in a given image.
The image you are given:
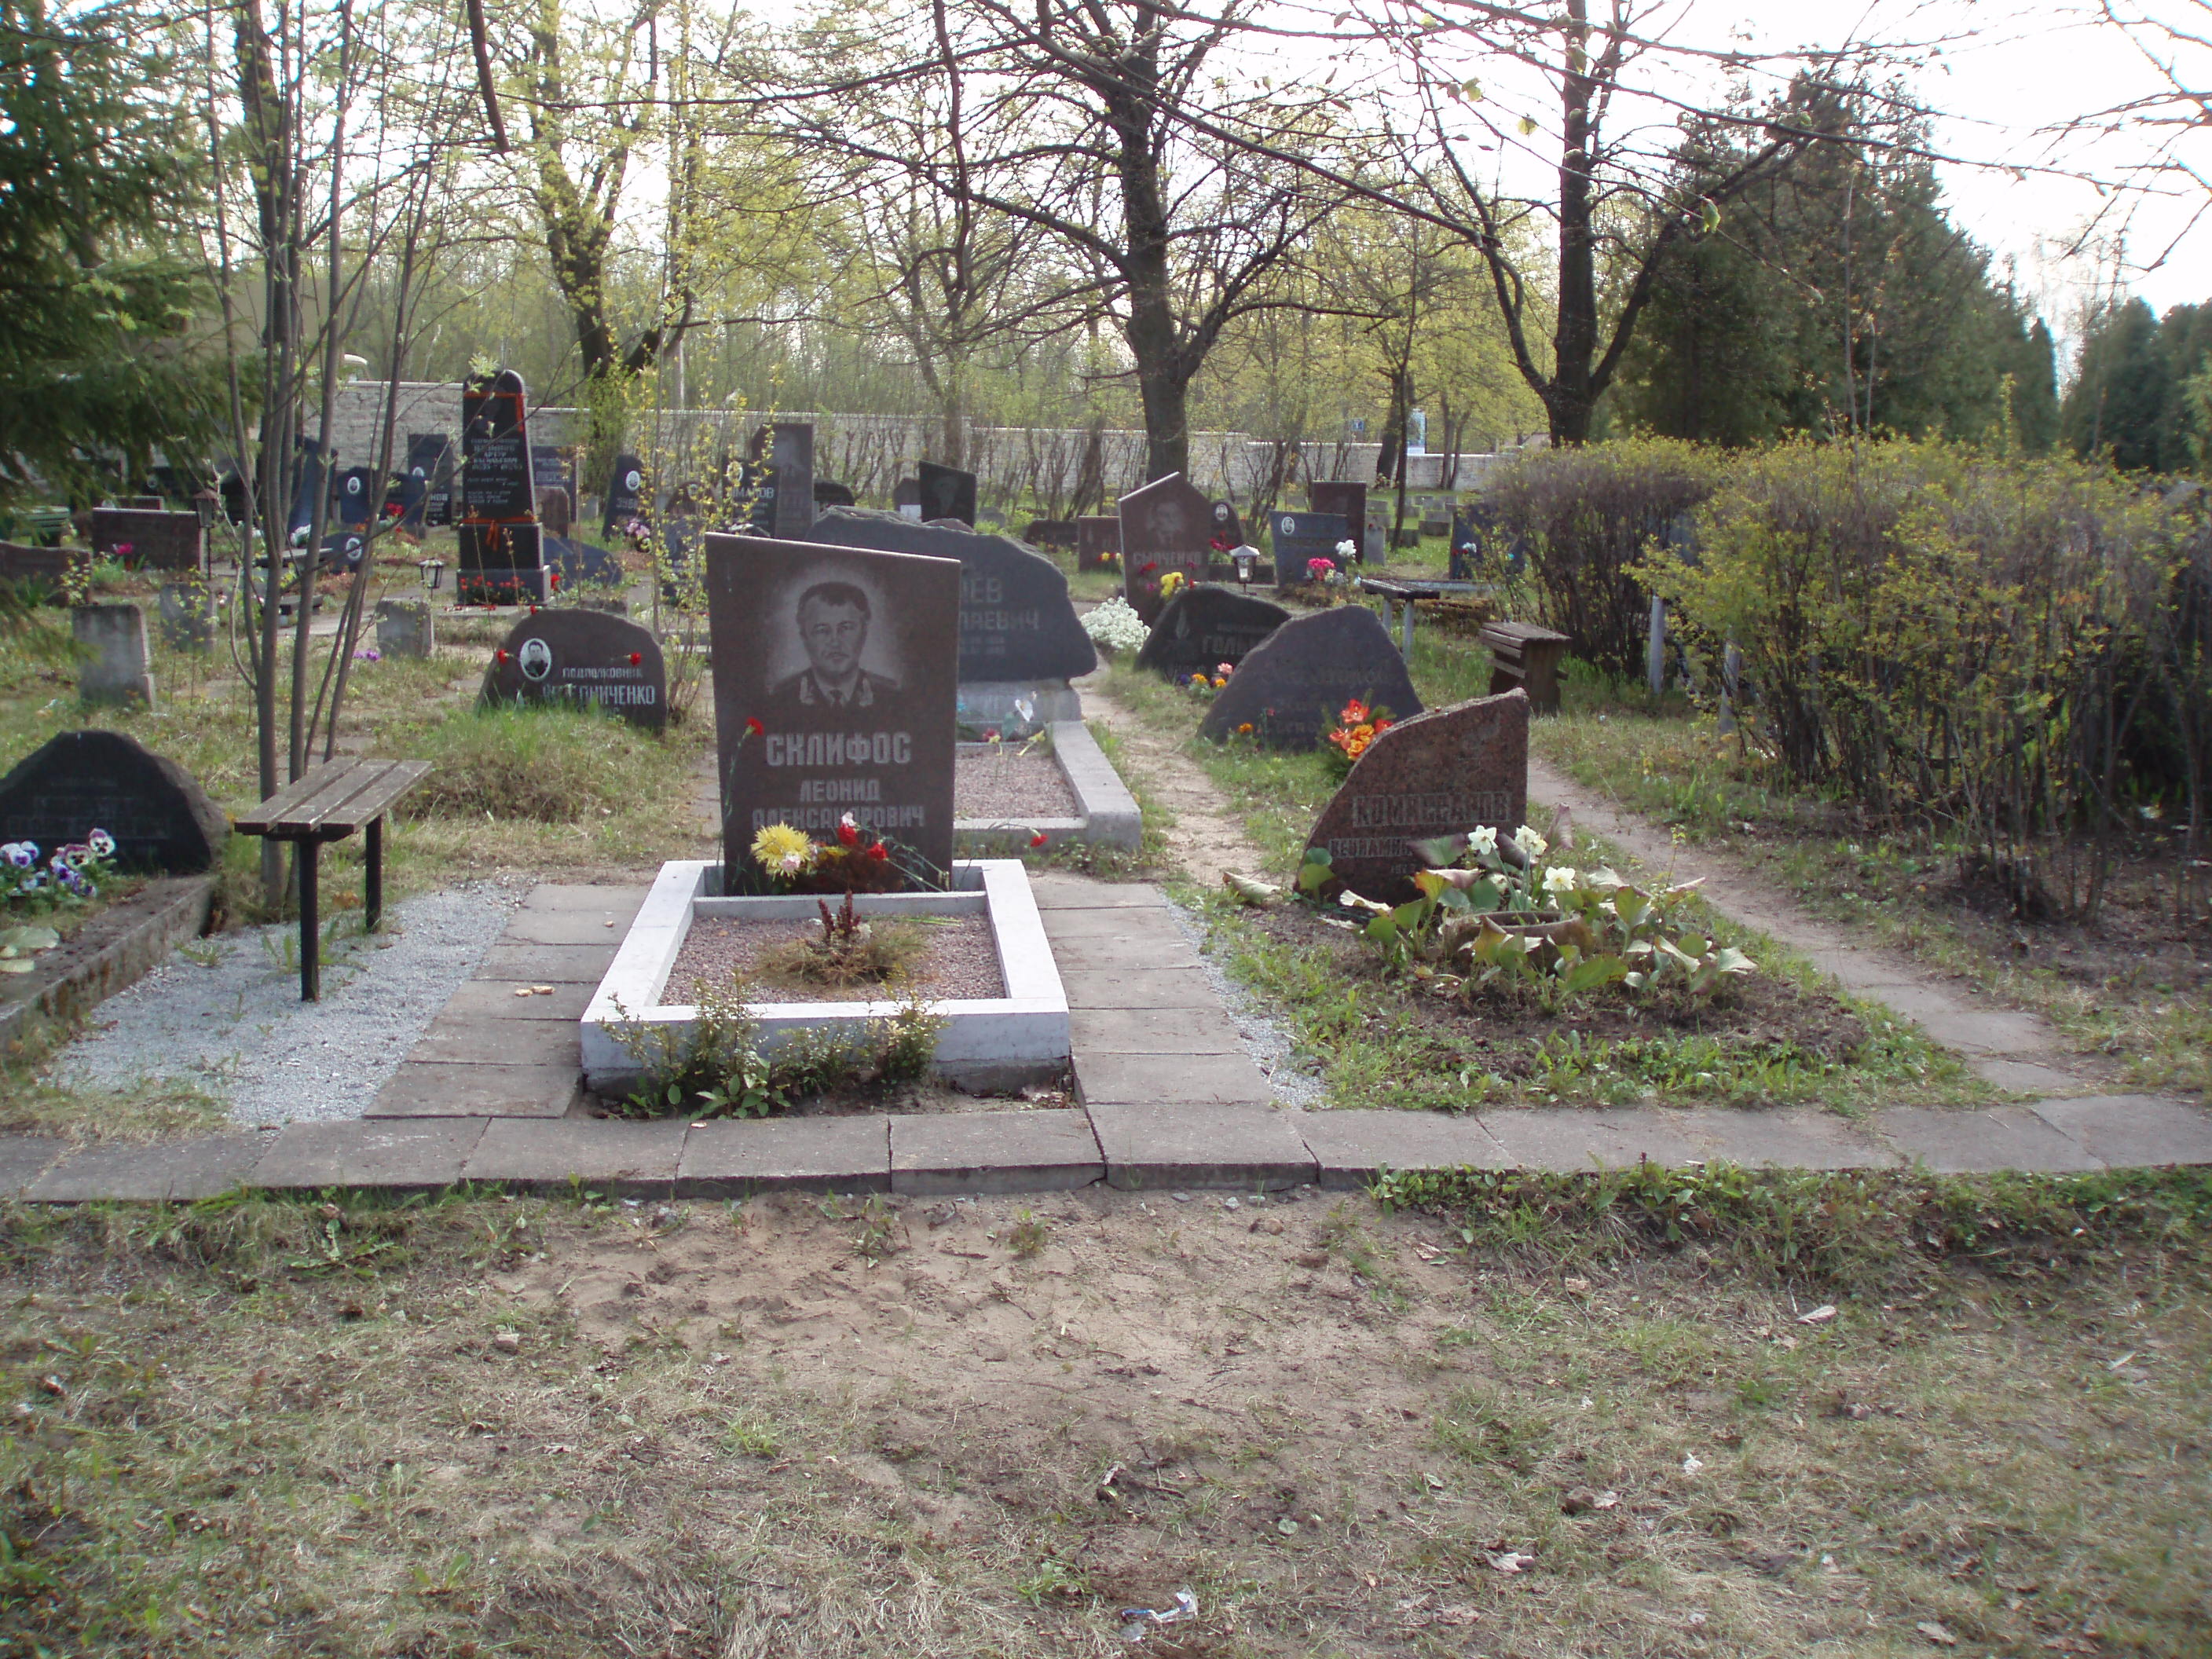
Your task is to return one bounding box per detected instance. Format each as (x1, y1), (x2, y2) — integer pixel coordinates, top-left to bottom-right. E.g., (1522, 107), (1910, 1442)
(1303, 690), (1529, 902)
(0, 730), (229, 872)
(703, 532), (961, 883)
(1198, 606), (1423, 750)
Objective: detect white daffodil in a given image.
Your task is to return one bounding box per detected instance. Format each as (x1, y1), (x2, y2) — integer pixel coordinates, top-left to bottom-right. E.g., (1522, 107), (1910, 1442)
(1469, 826), (1500, 858)
(1512, 825), (1548, 860)
(1542, 866), (1579, 895)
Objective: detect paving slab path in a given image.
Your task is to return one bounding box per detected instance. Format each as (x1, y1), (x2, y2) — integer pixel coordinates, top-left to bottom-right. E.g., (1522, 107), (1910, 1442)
(1527, 753), (2126, 1100)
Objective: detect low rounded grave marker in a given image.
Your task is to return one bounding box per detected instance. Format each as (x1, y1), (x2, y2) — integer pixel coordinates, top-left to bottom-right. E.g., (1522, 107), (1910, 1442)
(480, 609), (667, 729)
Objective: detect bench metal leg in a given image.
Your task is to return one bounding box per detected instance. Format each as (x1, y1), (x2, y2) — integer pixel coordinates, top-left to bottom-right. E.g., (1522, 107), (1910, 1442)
(364, 815), (383, 933)
(298, 838), (320, 1002)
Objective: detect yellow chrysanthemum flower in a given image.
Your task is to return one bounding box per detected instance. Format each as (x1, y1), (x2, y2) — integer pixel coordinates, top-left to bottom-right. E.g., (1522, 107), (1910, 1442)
(750, 822), (815, 874)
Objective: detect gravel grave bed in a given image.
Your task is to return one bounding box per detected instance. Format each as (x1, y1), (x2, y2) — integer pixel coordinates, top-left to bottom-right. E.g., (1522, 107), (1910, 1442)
(954, 746), (1077, 819)
(668, 914), (1005, 1005)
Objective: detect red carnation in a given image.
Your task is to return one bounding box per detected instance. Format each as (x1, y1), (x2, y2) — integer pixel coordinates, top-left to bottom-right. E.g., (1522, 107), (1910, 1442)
(1029, 831), (1048, 848)
(866, 843), (889, 862)
(628, 652), (643, 666)
(837, 815), (861, 848)
(496, 649), (510, 663)
(745, 716), (764, 737)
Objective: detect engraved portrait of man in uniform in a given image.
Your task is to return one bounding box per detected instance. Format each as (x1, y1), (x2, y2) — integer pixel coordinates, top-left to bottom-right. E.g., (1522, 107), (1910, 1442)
(766, 580), (902, 712)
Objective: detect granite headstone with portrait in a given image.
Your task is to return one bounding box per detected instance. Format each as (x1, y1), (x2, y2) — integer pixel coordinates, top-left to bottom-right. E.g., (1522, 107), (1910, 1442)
(704, 533), (961, 885)
(601, 453), (646, 539)
(1134, 587), (1288, 681)
(917, 462), (977, 527)
(1197, 605), (1423, 750)
(0, 729), (229, 873)
(480, 609), (666, 730)
(1303, 690), (1529, 902)
(1269, 510), (1351, 592)
(1118, 471), (1212, 627)
(794, 507), (1096, 683)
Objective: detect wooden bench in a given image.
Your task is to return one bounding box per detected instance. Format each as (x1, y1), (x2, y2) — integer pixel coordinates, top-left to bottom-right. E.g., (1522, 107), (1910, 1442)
(234, 759), (431, 1001)
(1480, 621), (1572, 713)
(1357, 576), (1491, 659)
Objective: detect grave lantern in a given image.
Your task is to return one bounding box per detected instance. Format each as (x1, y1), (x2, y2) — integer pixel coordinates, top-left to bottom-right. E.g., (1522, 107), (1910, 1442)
(418, 556), (446, 591)
(1231, 544), (1259, 590)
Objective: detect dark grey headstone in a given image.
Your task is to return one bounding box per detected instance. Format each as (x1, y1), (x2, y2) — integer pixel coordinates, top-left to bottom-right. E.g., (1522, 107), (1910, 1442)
(1303, 690), (1528, 903)
(90, 509), (202, 573)
(1075, 515), (1119, 572)
(1269, 510), (1350, 591)
(158, 583), (214, 650)
(544, 536), (625, 588)
(461, 371), (534, 521)
(770, 423), (815, 540)
(0, 730), (228, 873)
(917, 462), (976, 527)
(814, 478), (856, 509)
(530, 445), (575, 497)
(704, 531), (960, 884)
(1309, 482), (1367, 558)
(334, 466), (379, 527)
(1210, 500), (1244, 548)
(1024, 519), (1076, 548)
(1133, 587), (1290, 680)
(457, 521), (544, 604)
(1118, 472), (1211, 626)
(795, 507), (1096, 682)
(287, 438), (326, 537)
(892, 477), (922, 516)
(602, 453), (646, 539)
(1198, 606), (1423, 750)
(481, 608), (666, 730)
(405, 434), (453, 530)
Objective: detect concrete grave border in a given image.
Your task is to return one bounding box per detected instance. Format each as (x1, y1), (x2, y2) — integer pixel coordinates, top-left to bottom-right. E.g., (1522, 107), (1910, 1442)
(0, 876), (215, 1054)
(954, 720), (1141, 854)
(580, 858), (1068, 1096)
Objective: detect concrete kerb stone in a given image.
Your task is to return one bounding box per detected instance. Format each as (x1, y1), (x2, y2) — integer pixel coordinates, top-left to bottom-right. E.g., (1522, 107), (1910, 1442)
(677, 1115), (891, 1197)
(2028, 1096), (2212, 1169)
(1873, 1106), (2106, 1174)
(1296, 1111), (1511, 1190)
(1478, 1108), (1702, 1171)
(250, 1118), (493, 1192)
(365, 1060), (580, 1119)
(1049, 720), (1142, 850)
(1085, 1101), (1317, 1190)
(1669, 1108), (1897, 1171)
(890, 1109), (1104, 1196)
(27, 1132), (278, 1203)
(0, 1137), (65, 1197)
(461, 1118), (688, 1197)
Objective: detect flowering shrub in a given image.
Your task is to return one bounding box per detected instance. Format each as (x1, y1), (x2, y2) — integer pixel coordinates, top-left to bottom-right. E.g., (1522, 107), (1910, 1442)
(1324, 699), (1392, 771)
(2, 830), (116, 915)
(1082, 595), (1148, 653)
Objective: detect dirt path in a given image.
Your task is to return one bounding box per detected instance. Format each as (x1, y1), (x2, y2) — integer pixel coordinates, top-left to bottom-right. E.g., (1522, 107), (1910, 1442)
(1078, 669), (1265, 885)
(1527, 753), (2118, 1097)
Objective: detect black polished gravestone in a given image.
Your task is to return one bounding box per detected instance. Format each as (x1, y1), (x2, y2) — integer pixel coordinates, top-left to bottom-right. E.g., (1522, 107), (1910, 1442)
(544, 536), (625, 588)
(1198, 605), (1424, 750)
(530, 445), (576, 500)
(767, 422), (815, 540)
(796, 507), (1096, 682)
(893, 477), (923, 518)
(703, 531), (961, 884)
(601, 453), (646, 539)
(1268, 510), (1351, 591)
(0, 729), (229, 873)
(405, 434), (454, 530)
(1309, 481), (1367, 558)
(90, 508), (203, 573)
(461, 371), (535, 522)
(1075, 515), (1119, 572)
(1119, 471), (1213, 626)
(335, 466), (379, 527)
(480, 608), (667, 730)
(814, 478), (856, 509)
(1024, 519), (1077, 548)
(917, 461), (977, 528)
(1304, 690), (1527, 903)
(1209, 500), (1244, 549)
(1133, 586), (1289, 680)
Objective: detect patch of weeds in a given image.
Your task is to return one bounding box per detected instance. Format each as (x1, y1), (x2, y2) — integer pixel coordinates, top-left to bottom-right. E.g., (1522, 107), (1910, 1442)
(1014, 1555), (1089, 1607)
(0, 1068), (229, 1144)
(1005, 1208), (1049, 1258)
(1376, 1162), (2212, 1294)
(1433, 1384), (1554, 1472)
(403, 701), (676, 823)
(755, 895), (930, 991)
(848, 1195), (906, 1263)
(724, 1409), (781, 1458)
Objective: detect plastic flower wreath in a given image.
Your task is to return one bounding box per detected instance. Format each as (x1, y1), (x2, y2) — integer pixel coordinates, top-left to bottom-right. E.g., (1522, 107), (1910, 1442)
(1159, 570), (1188, 599)
(1325, 698), (1392, 764)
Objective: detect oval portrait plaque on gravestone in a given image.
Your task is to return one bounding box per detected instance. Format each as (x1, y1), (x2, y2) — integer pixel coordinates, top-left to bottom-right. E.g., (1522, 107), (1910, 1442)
(1303, 690), (1529, 903)
(702, 531), (961, 884)
(0, 730), (229, 873)
(480, 609), (667, 730)
(1197, 606), (1423, 750)
(1133, 586), (1290, 680)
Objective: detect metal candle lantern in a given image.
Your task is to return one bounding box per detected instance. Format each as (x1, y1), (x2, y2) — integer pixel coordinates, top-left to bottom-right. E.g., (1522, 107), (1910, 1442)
(418, 556), (446, 591)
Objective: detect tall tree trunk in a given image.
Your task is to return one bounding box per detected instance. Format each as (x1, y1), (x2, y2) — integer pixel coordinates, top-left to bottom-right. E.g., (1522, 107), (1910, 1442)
(1550, 0), (1599, 446)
